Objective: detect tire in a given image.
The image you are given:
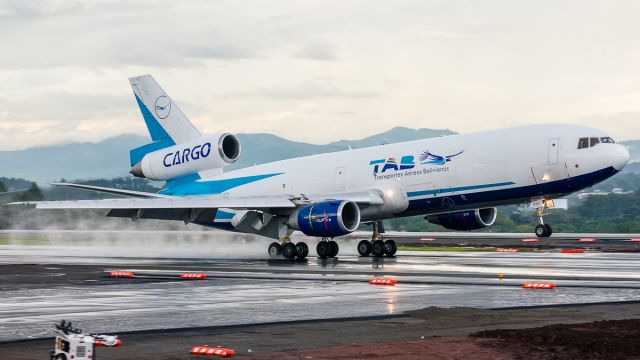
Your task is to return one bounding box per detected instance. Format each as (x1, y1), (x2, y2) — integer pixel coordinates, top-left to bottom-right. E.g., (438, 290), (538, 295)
(544, 224), (553, 237)
(55, 355), (67, 360)
(296, 242), (309, 258)
(535, 224), (547, 238)
(357, 240), (372, 256)
(316, 241), (331, 258)
(268, 242), (282, 257)
(328, 240), (339, 257)
(384, 239), (397, 256)
(371, 240), (385, 257)
(282, 242), (297, 259)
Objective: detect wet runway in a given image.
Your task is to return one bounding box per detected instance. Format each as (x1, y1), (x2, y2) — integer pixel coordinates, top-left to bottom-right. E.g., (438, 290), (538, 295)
(1, 230), (640, 342)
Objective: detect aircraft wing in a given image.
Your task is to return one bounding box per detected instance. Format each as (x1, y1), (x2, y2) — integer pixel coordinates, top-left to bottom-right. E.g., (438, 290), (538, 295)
(50, 182), (171, 198)
(7, 189), (384, 224)
(9, 196), (297, 210)
(9, 187), (384, 209)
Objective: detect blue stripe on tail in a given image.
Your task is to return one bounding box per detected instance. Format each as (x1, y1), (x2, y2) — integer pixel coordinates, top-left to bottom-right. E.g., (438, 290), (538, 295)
(129, 94), (176, 166)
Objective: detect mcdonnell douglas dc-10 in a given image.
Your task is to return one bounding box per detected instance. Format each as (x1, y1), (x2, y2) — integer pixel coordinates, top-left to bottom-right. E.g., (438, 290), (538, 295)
(11, 75), (630, 259)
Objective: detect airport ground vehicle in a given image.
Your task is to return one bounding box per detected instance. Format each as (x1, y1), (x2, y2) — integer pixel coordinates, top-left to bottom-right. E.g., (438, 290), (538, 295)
(50, 320), (120, 360)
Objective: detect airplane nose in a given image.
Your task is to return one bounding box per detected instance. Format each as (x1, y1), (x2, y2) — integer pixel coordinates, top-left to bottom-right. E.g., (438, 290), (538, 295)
(612, 144), (630, 171)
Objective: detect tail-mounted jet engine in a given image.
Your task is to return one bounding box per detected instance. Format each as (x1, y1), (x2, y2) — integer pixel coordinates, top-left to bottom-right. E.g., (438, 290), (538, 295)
(131, 133), (241, 181)
(426, 207), (497, 231)
(289, 200), (361, 237)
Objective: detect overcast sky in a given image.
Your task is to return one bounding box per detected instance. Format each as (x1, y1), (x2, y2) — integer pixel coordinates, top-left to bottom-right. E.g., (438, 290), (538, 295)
(1, 0), (639, 150)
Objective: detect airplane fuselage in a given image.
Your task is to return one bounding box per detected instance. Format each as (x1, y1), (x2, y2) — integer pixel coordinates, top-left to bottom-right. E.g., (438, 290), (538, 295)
(158, 124), (629, 230)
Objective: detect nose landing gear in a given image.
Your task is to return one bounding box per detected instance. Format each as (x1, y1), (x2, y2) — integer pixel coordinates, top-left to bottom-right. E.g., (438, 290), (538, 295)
(534, 201), (553, 238)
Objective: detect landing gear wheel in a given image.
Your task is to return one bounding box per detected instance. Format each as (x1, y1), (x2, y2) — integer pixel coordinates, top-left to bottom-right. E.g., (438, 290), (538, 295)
(358, 240), (372, 256)
(316, 241), (331, 258)
(535, 224), (552, 238)
(384, 239), (397, 256)
(268, 242), (282, 257)
(295, 242), (309, 259)
(328, 240), (339, 258)
(282, 242), (297, 259)
(371, 240), (385, 257)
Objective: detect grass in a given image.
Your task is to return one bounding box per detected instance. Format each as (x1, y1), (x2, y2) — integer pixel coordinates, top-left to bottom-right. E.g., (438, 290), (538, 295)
(0, 236), (50, 246)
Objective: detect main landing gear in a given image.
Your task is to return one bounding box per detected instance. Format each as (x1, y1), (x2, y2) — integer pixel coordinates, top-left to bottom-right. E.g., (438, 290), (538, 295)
(268, 238), (309, 259)
(316, 238), (339, 259)
(534, 201), (553, 238)
(357, 222), (397, 257)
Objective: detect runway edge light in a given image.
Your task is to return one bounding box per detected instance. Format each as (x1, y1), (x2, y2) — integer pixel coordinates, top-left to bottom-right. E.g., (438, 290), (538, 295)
(522, 281), (556, 289)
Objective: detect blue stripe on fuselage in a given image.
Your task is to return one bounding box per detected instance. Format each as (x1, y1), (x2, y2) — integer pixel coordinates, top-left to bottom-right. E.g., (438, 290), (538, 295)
(215, 210), (235, 219)
(407, 181), (516, 198)
(401, 166), (619, 217)
(160, 173), (283, 196)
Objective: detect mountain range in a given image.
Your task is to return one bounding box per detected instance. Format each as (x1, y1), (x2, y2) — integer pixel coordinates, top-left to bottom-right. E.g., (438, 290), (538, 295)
(0, 127), (456, 184)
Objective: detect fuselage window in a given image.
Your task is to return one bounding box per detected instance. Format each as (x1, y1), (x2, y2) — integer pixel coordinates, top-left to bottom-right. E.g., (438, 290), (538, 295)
(590, 137), (600, 147)
(600, 137), (615, 144)
(578, 137), (589, 149)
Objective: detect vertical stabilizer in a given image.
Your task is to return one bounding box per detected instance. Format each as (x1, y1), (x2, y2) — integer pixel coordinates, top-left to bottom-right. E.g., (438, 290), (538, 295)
(128, 75), (202, 166)
(129, 75), (201, 143)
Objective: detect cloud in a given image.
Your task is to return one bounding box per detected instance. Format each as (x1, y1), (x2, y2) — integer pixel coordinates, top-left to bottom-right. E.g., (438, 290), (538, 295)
(185, 45), (258, 60)
(0, 91), (132, 121)
(232, 80), (377, 100)
(294, 39), (338, 61)
(2, 0), (640, 150)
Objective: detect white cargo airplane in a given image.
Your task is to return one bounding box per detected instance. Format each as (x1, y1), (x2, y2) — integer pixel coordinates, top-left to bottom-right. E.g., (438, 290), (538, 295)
(11, 75), (630, 259)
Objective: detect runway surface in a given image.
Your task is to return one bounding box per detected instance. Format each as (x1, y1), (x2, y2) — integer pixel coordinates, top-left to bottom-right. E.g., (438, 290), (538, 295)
(1, 230), (640, 343)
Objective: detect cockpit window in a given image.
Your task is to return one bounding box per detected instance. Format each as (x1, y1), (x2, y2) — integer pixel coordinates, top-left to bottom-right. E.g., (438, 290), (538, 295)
(578, 137), (589, 149)
(590, 137), (600, 147)
(600, 137), (615, 144)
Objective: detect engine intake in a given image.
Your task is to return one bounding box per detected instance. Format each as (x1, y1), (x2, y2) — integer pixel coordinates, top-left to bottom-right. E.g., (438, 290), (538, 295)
(426, 208), (497, 231)
(289, 200), (360, 237)
(131, 133), (241, 181)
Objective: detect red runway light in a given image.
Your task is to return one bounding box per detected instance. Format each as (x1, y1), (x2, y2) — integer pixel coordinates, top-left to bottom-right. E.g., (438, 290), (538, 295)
(180, 273), (207, 279)
(369, 277), (397, 286)
(522, 281), (556, 289)
(191, 345), (236, 357)
(108, 271), (134, 278)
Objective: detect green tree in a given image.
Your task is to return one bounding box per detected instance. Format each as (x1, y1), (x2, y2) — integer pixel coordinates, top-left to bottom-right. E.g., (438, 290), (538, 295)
(0, 181), (6, 193)
(13, 182), (44, 201)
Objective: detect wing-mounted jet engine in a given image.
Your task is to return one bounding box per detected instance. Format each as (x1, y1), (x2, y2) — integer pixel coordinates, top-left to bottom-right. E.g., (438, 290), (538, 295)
(288, 200), (361, 237)
(426, 207), (497, 231)
(253, 200), (362, 260)
(130, 133), (241, 181)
